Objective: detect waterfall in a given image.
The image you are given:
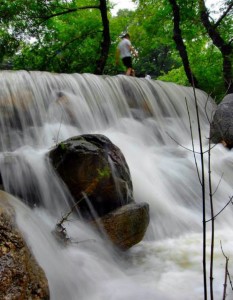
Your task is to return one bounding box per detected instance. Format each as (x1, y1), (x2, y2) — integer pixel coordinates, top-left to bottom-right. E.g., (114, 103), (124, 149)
(0, 70), (233, 299)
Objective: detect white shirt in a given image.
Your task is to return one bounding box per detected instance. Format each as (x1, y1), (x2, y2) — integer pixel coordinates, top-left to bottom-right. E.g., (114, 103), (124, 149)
(118, 38), (131, 58)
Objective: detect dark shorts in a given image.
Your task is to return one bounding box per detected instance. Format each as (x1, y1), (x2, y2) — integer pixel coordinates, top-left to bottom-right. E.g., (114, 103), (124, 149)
(122, 57), (132, 68)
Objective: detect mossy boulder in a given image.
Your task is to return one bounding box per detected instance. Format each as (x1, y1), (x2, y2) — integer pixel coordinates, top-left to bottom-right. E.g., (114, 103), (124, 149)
(49, 134), (134, 219)
(49, 134), (150, 249)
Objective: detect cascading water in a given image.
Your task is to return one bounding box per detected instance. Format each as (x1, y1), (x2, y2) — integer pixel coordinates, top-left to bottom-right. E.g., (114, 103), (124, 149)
(0, 70), (233, 299)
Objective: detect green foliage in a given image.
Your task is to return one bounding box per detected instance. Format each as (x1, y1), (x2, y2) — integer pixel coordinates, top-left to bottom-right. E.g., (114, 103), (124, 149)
(158, 66), (189, 86)
(1, 0), (105, 73)
(131, 0), (231, 100)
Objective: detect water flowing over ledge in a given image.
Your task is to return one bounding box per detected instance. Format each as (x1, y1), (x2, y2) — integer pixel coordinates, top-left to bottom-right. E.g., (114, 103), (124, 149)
(0, 71), (233, 300)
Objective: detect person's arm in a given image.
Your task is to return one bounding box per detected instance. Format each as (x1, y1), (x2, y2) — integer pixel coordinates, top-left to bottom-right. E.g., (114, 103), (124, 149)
(127, 39), (138, 57)
(130, 45), (138, 57)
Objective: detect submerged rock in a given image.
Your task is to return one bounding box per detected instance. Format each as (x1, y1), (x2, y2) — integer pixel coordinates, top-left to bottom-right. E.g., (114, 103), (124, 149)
(49, 134), (134, 219)
(210, 93), (233, 148)
(91, 202), (150, 250)
(0, 191), (49, 300)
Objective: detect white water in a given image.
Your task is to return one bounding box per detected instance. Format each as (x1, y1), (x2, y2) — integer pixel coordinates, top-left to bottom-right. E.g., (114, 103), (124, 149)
(0, 71), (233, 299)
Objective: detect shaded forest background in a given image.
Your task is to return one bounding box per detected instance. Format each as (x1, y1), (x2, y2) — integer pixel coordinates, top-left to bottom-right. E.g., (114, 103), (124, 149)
(0, 0), (232, 102)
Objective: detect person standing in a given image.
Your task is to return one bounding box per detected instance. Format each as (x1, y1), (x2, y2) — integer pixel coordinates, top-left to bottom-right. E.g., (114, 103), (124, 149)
(115, 33), (138, 76)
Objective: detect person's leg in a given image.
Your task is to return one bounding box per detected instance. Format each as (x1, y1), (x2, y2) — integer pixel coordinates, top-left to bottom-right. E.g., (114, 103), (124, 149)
(122, 57), (133, 76)
(126, 67), (132, 76)
(130, 69), (135, 76)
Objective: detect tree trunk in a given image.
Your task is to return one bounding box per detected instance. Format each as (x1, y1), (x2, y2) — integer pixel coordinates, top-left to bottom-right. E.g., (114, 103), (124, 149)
(94, 0), (111, 75)
(198, 0), (233, 94)
(169, 0), (198, 87)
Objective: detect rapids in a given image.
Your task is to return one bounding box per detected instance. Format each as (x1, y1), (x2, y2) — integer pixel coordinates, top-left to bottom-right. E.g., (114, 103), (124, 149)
(0, 70), (233, 299)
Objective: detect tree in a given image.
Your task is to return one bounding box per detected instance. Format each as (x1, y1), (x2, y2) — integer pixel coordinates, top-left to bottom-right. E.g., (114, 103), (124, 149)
(168, 0), (198, 87)
(94, 0), (111, 74)
(198, 0), (233, 94)
(0, 0), (111, 74)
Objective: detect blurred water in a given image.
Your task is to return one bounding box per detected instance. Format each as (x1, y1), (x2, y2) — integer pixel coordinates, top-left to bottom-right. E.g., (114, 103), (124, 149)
(0, 71), (233, 299)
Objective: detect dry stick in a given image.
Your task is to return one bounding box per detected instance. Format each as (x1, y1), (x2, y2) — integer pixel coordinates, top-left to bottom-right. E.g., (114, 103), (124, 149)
(183, 93), (207, 298)
(220, 241), (229, 300)
(204, 95), (215, 299)
(192, 84), (207, 300)
(205, 99), (223, 197)
(228, 271), (233, 291)
(185, 97), (201, 183)
(206, 196), (233, 223)
(212, 173), (223, 197)
(57, 196), (85, 228)
(208, 134), (214, 300)
(56, 170), (106, 228)
(166, 131), (215, 155)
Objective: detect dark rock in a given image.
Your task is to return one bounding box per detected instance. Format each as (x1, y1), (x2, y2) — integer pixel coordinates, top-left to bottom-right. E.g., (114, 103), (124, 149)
(49, 134), (134, 219)
(210, 93), (233, 148)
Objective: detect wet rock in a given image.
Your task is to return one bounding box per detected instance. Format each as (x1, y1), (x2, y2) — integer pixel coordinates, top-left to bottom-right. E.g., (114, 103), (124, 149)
(49, 134), (134, 219)
(0, 190), (50, 300)
(91, 202), (150, 250)
(210, 93), (233, 148)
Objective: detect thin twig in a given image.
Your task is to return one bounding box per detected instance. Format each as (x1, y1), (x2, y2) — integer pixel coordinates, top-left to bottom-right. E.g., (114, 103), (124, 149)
(192, 82), (207, 300)
(204, 95), (214, 125)
(220, 241), (229, 300)
(166, 131), (215, 154)
(185, 97), (201, 183)
(206, 196), (233, 222)
(57, 196), (86, 228)
(208, 131), (214, 300)
(212, 173), (224, 196)
(227, 271), (233, 291)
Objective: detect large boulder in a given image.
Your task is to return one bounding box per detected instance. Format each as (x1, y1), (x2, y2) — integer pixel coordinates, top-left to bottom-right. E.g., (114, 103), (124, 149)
(49, 134), (134, 219)
(0, 190), (49, 300)
(210, 93), (233, 148)
(91, 202), (150, 250)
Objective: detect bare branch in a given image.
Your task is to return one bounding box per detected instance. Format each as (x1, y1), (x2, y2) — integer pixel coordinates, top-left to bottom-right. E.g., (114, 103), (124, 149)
(206, 195), (233, 222)
(208, 130), (214, 300)
(191, 81), (207, 299)
(166, 132), (215, 155)
(57, 195), (86, 228)
(185, 97), (201, 183)
(221, 241), (229, 300)
(212, 173), (224, 196)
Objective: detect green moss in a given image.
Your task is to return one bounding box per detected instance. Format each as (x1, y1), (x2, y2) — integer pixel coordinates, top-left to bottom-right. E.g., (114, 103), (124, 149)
(58, 142), (68, 152)
(97, 166), (111, 179)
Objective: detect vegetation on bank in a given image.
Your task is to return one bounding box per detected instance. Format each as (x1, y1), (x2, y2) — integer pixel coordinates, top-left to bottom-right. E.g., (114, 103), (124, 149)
(0, 0), (232, 101)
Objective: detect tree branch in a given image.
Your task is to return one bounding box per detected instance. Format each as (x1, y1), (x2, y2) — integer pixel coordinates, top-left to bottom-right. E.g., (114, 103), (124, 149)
(214, 2), (233, 28)
(221, 241), (229, 300)
(40, 5), (100, 22)
(206, 195), (233, 223)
